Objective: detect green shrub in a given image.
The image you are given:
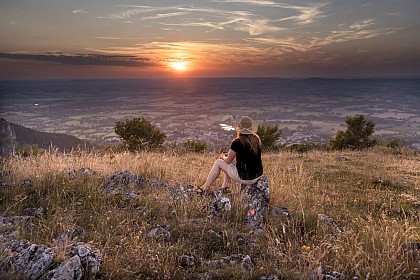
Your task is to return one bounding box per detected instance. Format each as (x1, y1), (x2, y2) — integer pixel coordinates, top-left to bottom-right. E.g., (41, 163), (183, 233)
(183, 140), (208, 153)
(257, 124), (282, 151)
(330, 115), (376, 150)
(105, 143), (127, 153)
(15, 144), (45, 157)
(115, 117), (166, 152)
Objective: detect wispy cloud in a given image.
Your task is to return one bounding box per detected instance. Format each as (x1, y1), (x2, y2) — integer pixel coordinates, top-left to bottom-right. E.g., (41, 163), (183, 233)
(214, 0), (328, 25)
(349, 19), (375, 30)
(141, 12), (187, 21)
(93, 37), (144, 40)
(388, 12), (402, 16)
(98, 2), (324, 35)
(105, 5), (183, 20)
(0, 52), (155, 67)
(211, 0), (282, 6)
(315, 19), (401, 47)
(72, 9), (88, 14)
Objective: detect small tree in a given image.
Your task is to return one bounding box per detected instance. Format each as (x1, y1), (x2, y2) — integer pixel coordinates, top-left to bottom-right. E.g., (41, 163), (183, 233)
(257, 124), (282, 151)
(183, 140), (208, 153)
(115, 117), (166, 152)
(330, 115), (376, 150)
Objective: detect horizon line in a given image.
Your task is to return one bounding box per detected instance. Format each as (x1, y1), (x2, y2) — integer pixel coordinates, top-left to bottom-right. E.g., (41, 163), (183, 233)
(1, 75), (420, 82)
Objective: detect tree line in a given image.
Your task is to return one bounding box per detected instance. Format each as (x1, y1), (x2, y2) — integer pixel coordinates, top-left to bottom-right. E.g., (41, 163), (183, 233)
(112, 115), (406, 153)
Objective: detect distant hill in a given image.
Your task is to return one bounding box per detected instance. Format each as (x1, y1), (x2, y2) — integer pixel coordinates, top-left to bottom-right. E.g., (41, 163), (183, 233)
(0, 118), (90, 155)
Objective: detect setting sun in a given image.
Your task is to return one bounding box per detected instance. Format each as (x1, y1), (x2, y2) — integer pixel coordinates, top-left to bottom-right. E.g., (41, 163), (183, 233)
(170, 61), (187, 71)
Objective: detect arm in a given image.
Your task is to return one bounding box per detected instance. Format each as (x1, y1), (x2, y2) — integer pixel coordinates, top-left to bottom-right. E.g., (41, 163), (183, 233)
(221, 149), (236, 164)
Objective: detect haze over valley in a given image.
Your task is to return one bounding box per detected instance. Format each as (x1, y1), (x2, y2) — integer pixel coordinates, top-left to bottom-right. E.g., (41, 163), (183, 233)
(1, 78), (419, 150)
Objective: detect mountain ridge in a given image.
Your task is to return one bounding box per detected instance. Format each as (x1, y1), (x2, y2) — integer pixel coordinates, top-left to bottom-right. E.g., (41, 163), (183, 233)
(0, 118), (90, 155)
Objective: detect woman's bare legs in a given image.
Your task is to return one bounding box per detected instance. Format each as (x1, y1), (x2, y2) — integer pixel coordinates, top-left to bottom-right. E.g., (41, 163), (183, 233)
(222, 172), (231, 189)
(201, 159), (232, 190)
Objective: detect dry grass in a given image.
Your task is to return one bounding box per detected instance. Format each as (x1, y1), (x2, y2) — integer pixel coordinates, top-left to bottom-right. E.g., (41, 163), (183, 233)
(0, 149), (419, 279)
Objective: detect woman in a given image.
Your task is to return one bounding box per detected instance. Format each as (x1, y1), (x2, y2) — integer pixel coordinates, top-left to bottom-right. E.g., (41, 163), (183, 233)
(196, 116), (263, 193)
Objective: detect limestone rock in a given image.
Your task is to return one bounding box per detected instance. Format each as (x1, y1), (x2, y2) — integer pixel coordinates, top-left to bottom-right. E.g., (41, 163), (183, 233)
(24, 207), (46, 217)
(401, 242), (420, 261)
(19, 178), (33, 187)
(272, 206), (292, 220)
(0, 170), (12, 178)
(43, 242), (102, 280)
(209, 196), (231, 216)
(102, 170), (145, 194)
(318, 214), (342, 235)
(147, 224), (171, 240)
(221, 254), (254, 271)
(240, 255), (254, 270)
(243, 176), (270, 232)
(179, 254), (198, 268)
(310, 266), (345, 280)
(64, 167), (97, 179)
(370, 176), (392, 186)
(123, 191), (139, 200)
(236, 235), (253, 247)
(0, 231), (19, 242)
(148, 178), (169, 188)
(0, 182), (11, 188)
(0, 215), (34, 231)
(202, 259), (223, 269)
(202, 254), (254, 271)
(78, 167), (97, 175)
(68, 242), (103, 279)
(0, 240), (55, 280)
(170, 182), (190, 200)
(335, 156), (348, 161)
(64, 168), (77, 178)
(43, 255), (83, 280)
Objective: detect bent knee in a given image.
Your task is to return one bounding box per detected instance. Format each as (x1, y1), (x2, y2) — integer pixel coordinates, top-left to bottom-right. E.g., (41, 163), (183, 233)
(214, 159), (225, 167)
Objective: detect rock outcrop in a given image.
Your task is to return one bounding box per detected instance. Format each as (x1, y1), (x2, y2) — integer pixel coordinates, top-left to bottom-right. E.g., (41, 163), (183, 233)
(0, 241), (55, 280)
(310, 266), (345, 280)
(0, 215), (103, 280)
(203, 254), (254, 271)
(243, 176), (270, 233)
(102, 170), (145, 195)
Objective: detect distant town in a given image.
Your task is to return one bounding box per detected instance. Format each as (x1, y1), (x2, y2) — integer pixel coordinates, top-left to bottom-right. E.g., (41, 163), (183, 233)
(1, 78), (419, 150)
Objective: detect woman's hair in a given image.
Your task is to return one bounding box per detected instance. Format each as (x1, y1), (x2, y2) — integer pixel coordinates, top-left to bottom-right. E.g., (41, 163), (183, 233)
(238, 133), (262, 154)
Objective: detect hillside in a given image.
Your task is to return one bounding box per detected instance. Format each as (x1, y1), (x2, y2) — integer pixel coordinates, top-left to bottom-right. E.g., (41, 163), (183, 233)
(0, 118), (90, 156)
(0, 149), (419, 279)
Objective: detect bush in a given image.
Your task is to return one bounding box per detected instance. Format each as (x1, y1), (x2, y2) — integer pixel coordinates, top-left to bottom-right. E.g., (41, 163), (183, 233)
(285, 143), (329, 153)
(15, 144), (45, 157)
(330, 115), (376, 150)
(105, 143), (128, 153)
(115, 117), (166, 152)
(183, 140), (208, 153)
(257, 124), (282, 151)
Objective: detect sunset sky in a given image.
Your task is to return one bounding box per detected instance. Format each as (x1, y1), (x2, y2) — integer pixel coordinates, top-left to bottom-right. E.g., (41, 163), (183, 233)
(1, 0), (419, 79)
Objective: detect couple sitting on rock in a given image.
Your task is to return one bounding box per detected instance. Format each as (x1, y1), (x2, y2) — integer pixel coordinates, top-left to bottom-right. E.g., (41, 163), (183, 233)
(195, 116), (264, 194)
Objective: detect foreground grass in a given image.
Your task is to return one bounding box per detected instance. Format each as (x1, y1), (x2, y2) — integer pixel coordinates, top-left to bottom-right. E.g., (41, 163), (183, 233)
(0, 148), (419, 279)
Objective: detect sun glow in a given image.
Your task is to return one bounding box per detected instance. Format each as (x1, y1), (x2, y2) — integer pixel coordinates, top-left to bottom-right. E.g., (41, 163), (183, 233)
(170, 61), (188, 71)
